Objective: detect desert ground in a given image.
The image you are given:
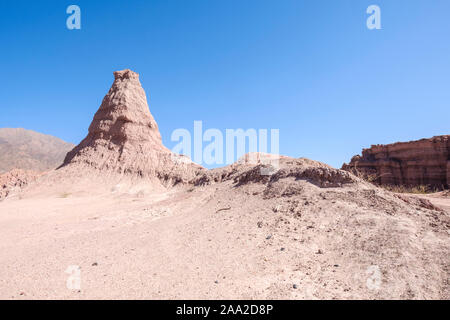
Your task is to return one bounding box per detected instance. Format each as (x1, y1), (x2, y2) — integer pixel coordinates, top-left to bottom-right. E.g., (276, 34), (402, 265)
(0, 159), (448, 300)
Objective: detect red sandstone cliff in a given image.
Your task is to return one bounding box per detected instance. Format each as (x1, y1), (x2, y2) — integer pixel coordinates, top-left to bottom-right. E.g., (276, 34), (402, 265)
(342, 135), (450, 190)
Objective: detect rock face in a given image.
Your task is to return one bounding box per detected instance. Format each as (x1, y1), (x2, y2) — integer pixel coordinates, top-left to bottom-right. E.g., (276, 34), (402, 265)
(0, 128), (74, 173)
(342, 135), (450, 189)
(0, 169), (41, 200)
(60, 69), (203, 185)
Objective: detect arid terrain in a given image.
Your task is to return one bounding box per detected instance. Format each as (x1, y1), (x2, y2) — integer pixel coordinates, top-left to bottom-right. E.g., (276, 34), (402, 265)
(0, 128), (74, 173)
(0, 70), (448, 300)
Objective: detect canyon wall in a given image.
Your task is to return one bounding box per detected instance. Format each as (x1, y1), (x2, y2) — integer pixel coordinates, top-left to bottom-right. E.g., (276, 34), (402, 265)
(342, 135), (450, 189)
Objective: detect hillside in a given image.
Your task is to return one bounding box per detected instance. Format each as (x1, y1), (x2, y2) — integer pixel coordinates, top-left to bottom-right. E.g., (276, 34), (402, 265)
(0, 128), (74, 173)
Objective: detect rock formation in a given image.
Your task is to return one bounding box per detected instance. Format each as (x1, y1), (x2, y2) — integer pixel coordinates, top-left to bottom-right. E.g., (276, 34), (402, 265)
(60, 69), (204, 185)
(0, 169), (41, 200)
(342, 135), (450, 189)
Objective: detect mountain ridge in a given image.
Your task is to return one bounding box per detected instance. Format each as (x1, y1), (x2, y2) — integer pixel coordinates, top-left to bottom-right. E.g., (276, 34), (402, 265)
(0, 128), (74, 173)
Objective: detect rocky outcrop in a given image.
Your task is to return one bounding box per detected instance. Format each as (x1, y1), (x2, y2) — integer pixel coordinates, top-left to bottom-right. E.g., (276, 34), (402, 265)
(448, 160), (450, 189)
(342, 135), (450, 189)
(0, 169), (41, 200)
(60, 69), (204, 185)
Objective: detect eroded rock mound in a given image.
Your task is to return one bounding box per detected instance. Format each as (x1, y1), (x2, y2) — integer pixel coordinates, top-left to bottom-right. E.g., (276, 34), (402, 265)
(0, 169), (41, 200)
(195, 156), (358, 193)
(60, 69), (204, 185)
(342, 136), (450, 190)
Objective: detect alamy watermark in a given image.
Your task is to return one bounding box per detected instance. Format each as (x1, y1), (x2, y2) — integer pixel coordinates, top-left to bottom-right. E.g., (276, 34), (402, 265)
(366, 265), (382, 290)
(66, 5), (81, 30)
(170, 121), (280, 174)
(367, 5), (381, 30)
(67, 5), (381, 31)
(65, 265), (81, 290)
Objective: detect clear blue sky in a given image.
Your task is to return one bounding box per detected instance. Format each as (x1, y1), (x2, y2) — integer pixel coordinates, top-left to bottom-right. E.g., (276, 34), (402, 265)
(1, 0), (449, 168)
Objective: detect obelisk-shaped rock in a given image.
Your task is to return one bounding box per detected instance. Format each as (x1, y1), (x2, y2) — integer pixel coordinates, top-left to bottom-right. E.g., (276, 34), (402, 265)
(61, 69), (202, 184)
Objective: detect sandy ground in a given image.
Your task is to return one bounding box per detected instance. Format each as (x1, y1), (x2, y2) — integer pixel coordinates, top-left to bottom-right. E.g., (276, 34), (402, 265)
(416, 192), (450, 213)
(0, 164), (448, 300)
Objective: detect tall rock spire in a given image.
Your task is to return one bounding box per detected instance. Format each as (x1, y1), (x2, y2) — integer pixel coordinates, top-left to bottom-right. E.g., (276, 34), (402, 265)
(61, 69), (202, 184)
(87, 69), (164, 149)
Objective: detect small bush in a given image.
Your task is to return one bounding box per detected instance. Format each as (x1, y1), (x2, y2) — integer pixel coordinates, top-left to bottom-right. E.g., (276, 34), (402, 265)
(59, 192), (71, 198)
(349, 165), (438, 194)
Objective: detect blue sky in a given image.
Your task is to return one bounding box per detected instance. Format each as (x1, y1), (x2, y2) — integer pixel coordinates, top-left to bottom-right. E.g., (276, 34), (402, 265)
(1, 0), (449, 168)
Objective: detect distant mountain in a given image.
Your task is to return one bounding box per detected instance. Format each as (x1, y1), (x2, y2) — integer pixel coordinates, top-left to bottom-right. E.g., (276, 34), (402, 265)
(0, 128), (74, 173)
